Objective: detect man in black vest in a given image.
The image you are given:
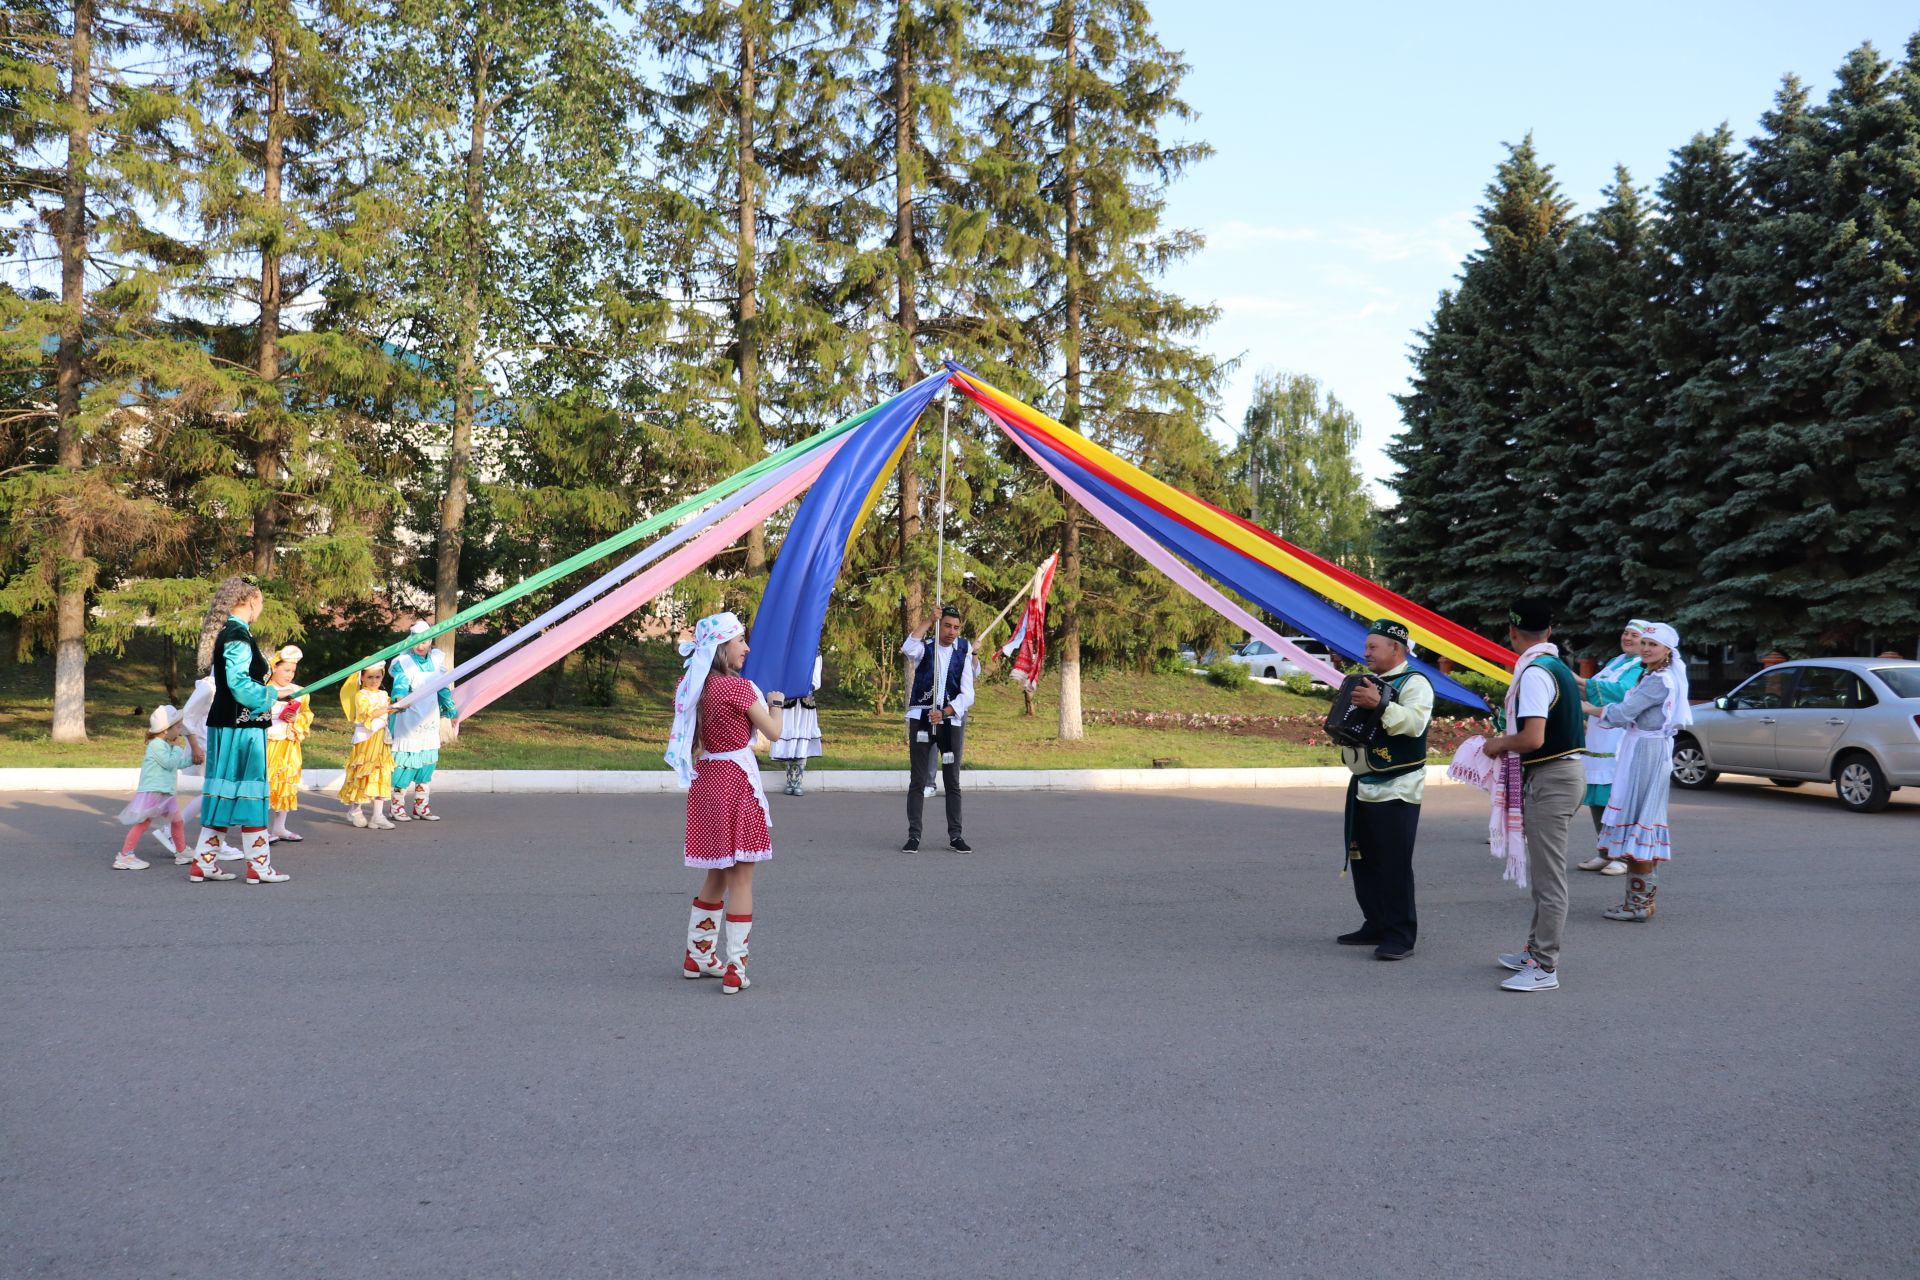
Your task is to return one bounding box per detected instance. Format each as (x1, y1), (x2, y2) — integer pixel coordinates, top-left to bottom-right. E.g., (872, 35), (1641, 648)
(1336, 619), (1433, 961)
(1483, 596), (1586, 992)
(901, 605), (976, 853)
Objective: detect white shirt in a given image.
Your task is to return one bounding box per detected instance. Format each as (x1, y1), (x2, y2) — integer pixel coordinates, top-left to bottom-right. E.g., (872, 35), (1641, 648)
(900, 635), (976, 724)
(1516, 664), (1558, 722)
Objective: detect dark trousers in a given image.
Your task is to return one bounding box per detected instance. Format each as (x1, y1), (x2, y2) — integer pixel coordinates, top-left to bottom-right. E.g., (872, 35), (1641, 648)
(1349, 799), (1420, 949)
(906, 719), (964, 840)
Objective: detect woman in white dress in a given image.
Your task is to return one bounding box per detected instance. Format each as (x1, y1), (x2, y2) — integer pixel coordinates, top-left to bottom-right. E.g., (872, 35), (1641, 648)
(1583, 622), (1690, 922)
(772, 656), (824, 796)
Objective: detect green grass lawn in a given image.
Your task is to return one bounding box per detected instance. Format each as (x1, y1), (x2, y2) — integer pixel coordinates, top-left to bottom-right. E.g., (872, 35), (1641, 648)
(0, 636), (1359, 771)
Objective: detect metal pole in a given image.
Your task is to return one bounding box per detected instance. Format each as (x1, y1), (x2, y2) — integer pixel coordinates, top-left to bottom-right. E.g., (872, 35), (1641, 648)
(935, 382), (952, 610)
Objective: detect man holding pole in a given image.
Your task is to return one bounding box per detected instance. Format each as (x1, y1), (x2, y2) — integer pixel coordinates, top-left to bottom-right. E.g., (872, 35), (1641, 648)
(901, 605), (975, 854)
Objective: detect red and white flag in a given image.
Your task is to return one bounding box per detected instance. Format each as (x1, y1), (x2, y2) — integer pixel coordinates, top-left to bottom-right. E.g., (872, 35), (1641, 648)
(1000, 553), (1059, 692)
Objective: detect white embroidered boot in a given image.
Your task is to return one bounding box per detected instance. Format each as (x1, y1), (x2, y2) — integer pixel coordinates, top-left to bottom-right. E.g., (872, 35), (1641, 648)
(683, 897), (726, 979)
(390, 789), (412, 821)
(244, 830), (290, 884)
(721, 913), (753, 994)
(413, 784), (440, 821)
(189, 831), (238, 883)
(179, 827), (216, 866)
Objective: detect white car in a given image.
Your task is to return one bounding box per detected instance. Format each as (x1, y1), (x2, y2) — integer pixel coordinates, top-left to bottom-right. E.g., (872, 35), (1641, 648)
(1221, 637), (1334, 683)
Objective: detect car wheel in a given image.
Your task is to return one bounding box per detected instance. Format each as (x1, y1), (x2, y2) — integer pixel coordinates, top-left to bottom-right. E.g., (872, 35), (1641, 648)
(1263, 667), (1277, 679)
(1768, 778), (1803, 788)
(1834, 753), (1892, 813)
(1671, 736), (1717, 789)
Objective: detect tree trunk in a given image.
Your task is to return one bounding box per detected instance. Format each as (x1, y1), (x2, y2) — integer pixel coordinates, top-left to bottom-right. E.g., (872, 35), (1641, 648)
(1055, 9), (1084, 741)
(736, 19), (767, 574)
(892, 3), (922, 689)
(251, 26), (288, 579)
(435, 40), (491, 664)
(51, 0), (94, 743)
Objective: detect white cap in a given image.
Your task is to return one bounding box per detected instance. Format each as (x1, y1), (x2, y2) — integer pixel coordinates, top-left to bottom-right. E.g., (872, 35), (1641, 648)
(409, 621), (433, 636)
(148, 705), (183, 734)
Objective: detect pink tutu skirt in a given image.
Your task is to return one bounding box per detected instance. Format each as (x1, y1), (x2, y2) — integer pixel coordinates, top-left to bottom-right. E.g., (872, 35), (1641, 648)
(118, 792), (181, 826)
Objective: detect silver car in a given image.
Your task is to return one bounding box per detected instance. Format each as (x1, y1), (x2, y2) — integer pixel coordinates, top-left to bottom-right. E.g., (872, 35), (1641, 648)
(1673, 658), (1920, 812)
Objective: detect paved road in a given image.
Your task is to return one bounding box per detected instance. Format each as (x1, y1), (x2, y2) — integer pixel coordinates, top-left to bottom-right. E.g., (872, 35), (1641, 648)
(3, 777), (1915, 1279)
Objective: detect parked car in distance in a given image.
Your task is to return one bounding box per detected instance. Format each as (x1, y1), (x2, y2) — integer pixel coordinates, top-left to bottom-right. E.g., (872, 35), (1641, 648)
(1220, 637), (1334, 684)
(1671, 658), (1920, 812)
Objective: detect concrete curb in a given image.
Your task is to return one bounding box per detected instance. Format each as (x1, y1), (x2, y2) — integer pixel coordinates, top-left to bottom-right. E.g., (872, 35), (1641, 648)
(0, 765), (1460, 794)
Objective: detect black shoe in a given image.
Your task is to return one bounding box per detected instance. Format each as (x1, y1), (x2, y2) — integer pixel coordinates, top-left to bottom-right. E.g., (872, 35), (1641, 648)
(1337, 929), (1385, 946)
(901, 837), (920, 853)
(1373, 943), (1415, 961)
(948, 836), (972, 853)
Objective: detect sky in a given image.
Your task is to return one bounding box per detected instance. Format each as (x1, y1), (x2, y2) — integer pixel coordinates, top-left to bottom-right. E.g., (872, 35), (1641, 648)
(1148, 2), (1917, 499)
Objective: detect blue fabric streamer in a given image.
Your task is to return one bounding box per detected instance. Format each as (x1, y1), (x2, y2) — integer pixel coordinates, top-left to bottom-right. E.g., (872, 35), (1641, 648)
(742, 371), (953, 698)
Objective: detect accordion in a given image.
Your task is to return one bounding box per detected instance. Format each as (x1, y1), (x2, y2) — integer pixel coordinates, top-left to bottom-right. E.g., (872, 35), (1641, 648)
(1323, 672), (1395, 748)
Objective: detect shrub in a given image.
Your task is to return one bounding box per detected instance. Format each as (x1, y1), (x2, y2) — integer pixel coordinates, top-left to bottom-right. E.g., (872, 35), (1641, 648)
(1205, 660), (1250, 690)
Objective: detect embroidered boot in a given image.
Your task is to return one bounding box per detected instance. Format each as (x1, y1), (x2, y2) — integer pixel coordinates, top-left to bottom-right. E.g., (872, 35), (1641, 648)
(790, 761), (806, 797)
(390, 789), (412, 821)
(413, 785), (440, 821)
(241, 831), (288, 884)
(721, 913), (753, 994)
(683, 897), (726, 979)
(1602, 876), (1651, 922)
(189, 838), (238, 883)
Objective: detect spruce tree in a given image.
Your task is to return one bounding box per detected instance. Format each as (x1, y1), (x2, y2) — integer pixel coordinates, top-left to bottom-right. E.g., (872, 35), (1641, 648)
(1691, 47), (1920, 652)
(1522, 167), (1654, 648)
(1383, 137), (1573, 632)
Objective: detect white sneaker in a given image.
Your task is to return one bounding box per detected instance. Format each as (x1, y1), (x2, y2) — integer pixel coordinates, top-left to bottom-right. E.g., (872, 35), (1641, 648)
(348, 807), (369, 828)
(1600, 860), (1628, 876)
(112, 851), (151, 870)
(149, 827), (179, 857)
(1496, 951), (1534, 972)
(1576, 855), (1609, 872)
(1500, 963), (1560, 992)
(368, 813), (396, 831)
(215, 842), (245, 862)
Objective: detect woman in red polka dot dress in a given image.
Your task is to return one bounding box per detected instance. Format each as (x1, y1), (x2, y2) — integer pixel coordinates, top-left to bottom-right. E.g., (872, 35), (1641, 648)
(665, 612), (784, 994)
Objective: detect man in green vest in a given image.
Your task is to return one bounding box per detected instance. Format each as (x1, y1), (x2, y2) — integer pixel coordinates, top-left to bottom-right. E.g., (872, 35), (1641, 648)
(1336, 618), (1432, 961)
(1483, 597), (1585, 993)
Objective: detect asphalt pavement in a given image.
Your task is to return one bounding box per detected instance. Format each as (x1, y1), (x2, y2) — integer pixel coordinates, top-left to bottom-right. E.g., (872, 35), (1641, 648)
(3, 776), (1915, 1279)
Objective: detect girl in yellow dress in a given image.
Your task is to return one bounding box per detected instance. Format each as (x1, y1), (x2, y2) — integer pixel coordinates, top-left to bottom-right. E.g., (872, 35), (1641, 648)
(338, 662), (396, 830)
(265, 645), (314, 843)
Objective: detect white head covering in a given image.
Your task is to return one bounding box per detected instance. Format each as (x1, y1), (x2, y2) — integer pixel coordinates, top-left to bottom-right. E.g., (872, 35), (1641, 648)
(1626, 618), (1653, 635)
(665, 612), (747, 786)
(1642, 622), (1692, 728)
(148, 704), (183, 734)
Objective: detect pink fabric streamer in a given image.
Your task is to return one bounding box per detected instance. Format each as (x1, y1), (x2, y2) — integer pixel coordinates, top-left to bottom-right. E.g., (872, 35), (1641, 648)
(987, 406), (1349, 688)
(456, 449), (837, 722)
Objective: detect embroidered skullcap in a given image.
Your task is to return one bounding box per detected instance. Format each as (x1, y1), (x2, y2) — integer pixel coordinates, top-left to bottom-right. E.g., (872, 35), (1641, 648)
(1367, 618), (1411, 646)
(272, 645), (303, 666)
(940, 604), (962, 620)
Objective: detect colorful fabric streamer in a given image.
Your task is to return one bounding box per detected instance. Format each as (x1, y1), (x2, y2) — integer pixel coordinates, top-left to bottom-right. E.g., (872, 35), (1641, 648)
(742, 370), (953, 698)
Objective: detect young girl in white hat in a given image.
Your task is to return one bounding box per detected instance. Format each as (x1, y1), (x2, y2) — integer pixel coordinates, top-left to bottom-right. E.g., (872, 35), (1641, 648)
(115, 705), (204, 870)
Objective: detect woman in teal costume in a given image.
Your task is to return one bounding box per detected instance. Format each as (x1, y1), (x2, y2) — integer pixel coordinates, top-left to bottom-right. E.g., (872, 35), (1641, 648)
(189, 576), (291, 885)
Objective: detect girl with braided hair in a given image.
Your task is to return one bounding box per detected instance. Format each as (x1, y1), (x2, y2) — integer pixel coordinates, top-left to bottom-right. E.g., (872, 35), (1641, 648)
(187, 576), (293, 885)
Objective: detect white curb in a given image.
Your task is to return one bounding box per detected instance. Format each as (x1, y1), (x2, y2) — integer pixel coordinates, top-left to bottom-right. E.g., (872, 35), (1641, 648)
(0, 765), (1459, 794)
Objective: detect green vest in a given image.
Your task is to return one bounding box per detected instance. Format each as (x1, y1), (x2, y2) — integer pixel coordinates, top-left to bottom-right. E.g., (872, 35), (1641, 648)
(1520, 655), (1584, 768)
(1356, 670), (1430, 781)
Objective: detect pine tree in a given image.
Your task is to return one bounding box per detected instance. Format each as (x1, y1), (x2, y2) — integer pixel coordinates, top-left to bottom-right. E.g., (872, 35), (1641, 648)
(0, 0), (223, 739)
(1383, 136), (1573, 632)
(973, 0), (1223, 736)
(1522, 166), (1654, 648)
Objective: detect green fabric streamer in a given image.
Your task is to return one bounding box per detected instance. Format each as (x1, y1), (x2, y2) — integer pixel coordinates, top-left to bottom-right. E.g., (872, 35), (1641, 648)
(292, 404), (879, 699)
